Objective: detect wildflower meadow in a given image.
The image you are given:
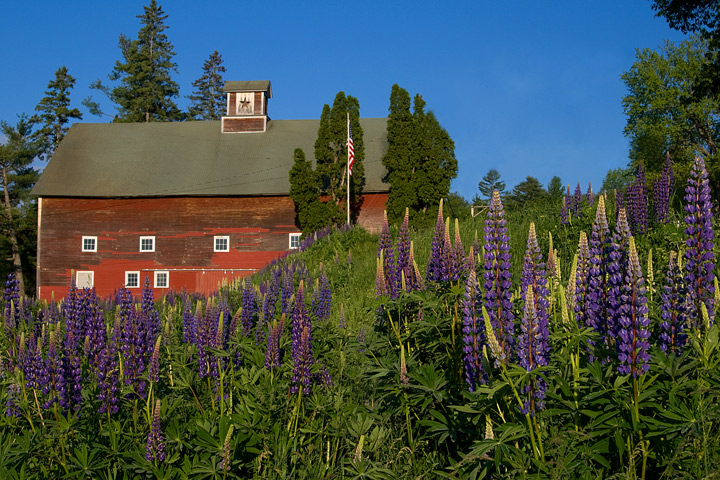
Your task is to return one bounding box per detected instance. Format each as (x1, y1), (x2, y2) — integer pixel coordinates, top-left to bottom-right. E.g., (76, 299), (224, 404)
(2, 158), (720, 478)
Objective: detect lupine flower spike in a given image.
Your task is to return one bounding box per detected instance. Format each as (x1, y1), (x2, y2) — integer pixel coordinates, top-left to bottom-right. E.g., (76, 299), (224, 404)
(683, 157), (716, 327)
(659, 251), (688, 355)
(617, 237), (651, 377)
(517, 286), (549, 415)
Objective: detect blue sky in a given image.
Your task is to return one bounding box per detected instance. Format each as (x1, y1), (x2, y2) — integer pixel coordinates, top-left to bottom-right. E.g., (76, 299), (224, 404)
(0, 0), (687, 200)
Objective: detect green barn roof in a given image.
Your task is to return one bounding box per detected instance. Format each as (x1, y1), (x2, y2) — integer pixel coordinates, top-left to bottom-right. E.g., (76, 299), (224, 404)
(32, 118), (388, 198)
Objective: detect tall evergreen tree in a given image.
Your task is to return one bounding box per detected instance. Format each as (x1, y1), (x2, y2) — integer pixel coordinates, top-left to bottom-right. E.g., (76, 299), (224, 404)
(314, 92), (365, 220)
(33, 66), (83, 159)
(0, 115), (42, 294)
(187, 50), (226, 120)
(90, 0), (181, 122)
(383, 84), (457, 224)
(478, 169), (506, 201)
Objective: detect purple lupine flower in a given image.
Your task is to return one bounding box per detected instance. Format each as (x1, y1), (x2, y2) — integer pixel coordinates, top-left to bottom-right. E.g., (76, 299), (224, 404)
(291, 325), (314, 395)
(483, 190), (515, 364)
(281, 269), (294, 315)
(83, 288), (106, 371)
(145, 400), (166, 463)
(141, 277), (160, 355)
(440, 221), (456, 282)
(119, 289), (148, 398)
(378, 211), (399, 298)
(617, 238), (651, 377)
(628, 165), (648, 235)
(240, 280), (257, 336)
(97, 316), (120, 415)
(560, 195), (570, 225)
(616, 189), (625, 223)
(426, 200), (446, 282)
(654, 153), (674, 224)
(573, 231), (592, 329)
(182, 300), (196, 344)
(606, 208), (632, 346)
(3, 273), (20, 333)
(585, 195), (613, 356)
(586, 182), (594, 206)
(462, 270), (486, 391)
(291, 282), (313, 369)
(517, 286), (548, 416)
(22, 332), (43, 390)
(5, 383), (21, 417)
(397, 209), (412, 291)
(59, 329), (83, 415)
(265, 318), (282, 368)
(339, 304), (346, 329)
(519, 224), (550, 373)
(683, 157), (716, 326)
(41, 329), (61, 409)
(573, 182), (583, 215)
(659, 251), (688, 354)
(312, 270), (332, 322)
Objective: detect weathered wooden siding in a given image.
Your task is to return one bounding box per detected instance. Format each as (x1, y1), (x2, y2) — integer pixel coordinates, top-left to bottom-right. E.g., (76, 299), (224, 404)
(254, 92), (263, 114)
(37, 193), (388, 300)
(222, 116), (266, 133)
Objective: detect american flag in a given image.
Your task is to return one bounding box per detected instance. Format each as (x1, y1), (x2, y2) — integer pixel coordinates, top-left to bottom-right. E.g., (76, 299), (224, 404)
(347, 122), (355, 175)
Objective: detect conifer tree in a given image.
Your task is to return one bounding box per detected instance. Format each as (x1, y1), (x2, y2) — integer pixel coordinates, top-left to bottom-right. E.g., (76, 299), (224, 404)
(33, 66), (83, 159)
(289, 148), (342, 232)
(187, 50), (226, 120)
(90, 0), (181, 122)
(0, 115), (43, 294)
(478, 169), (506, 202)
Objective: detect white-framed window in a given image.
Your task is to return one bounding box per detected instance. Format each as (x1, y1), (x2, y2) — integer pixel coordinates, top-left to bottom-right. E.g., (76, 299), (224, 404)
(140, 236), (155, 252)
(214, 235), (230, 252)
(82, 236), (97, 252)
(289, 233), (301, 249)
(235, 92), (254, 115)
(125, 271), (140, 288)
(76, 271), (94, 289)
(154, 271), (169, 289)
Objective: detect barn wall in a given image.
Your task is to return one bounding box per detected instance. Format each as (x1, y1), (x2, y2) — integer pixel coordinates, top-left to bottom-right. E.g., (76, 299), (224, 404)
(37, 193), (388, 300)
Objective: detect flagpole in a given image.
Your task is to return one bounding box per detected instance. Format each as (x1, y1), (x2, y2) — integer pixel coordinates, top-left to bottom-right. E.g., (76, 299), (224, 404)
(347, 112), (351, 226)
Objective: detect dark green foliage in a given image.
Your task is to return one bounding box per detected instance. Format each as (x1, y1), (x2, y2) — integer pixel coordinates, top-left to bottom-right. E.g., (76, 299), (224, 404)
(444, 192), (471, 221)
(477, 168), (506, 202)
(383, 85), (457, 226)
(0, 115), (42, 294)
(289, 148), (342, 232)
(601, 166), (635, 193)
(621, 36), (720, 190)
(90, 0), (182, 122)
(547, 175), (563, 202)
(33, 66), (83, 159)
(505, 175), (548, 211)
(187, 50), (226, 121)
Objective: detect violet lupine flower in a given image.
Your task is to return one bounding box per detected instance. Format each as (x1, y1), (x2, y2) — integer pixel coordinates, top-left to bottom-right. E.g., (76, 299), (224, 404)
(240, 280), (257, 336)
(291, 325), (314, 395)
(483, 190), (515, 363)
(573, 231), (592, 329)
(585, 195), (613, 355)
(60, 330), (83, 415)
(397, 209), (412, 291)
(22, 333), (43, 390)
(265, 318), (282, 368)
(606, 208), (632, 346)
(145, 400), (166, 463)
(628, 165), (648, 235)
(440, 221), (457, 282)
(83, 289), (106, 371)
(426, 200), (446, 282)
(41, 329), (61, 409)
(654, 154), (674, 224)
(312, 271), (332, 322)
(5, 383), (21, 418)
(659, 251), (688, 355)
(683, 156), (716, 326)
(462, 270), (487, 391)
(573, 182), (583, 215)
(281, 269), (294, 315)
(586, 182), (594, 206)
(182, 301), (196, 344)
(378, 210), (399, 298)
(3, 273), (20, 333)
(119, 290), (148, 398)
(616, 189), (625, 223)
(97, 316), (120, 415)
(517, 286), (548, 416)
(560, 195), (570, 225)
(617, 237), (651, 377)
(520, 223), (549, 327)
(141, 278), (160, 354)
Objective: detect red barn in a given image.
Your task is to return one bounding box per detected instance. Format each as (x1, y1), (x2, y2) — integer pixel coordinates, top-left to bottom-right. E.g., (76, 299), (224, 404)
(31, 81), (388, 300)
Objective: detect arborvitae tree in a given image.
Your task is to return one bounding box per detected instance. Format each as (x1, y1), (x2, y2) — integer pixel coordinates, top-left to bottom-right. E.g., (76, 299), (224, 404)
(547, 175), (564, 202)
(0, 115), (43, 294)
(382, 84), (457, 224)
(477, 168), (506, 201)
(90, 0), (181, 122)
(289, 148), (342, 233)
(314, 92), (365, 220)
(33, 66), (83, 159)
(187, 50), (226, 120)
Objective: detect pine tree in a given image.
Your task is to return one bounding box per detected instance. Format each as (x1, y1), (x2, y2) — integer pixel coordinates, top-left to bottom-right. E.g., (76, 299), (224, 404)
(314, 92), (365, 220)
(91, 0), (181, 122)
(478, 169), (506, 201)
(0, 115), (43, 294)
(382, 85), (457, 224)
(187, 50), (226, 120)
(33, 66), (83, 159)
